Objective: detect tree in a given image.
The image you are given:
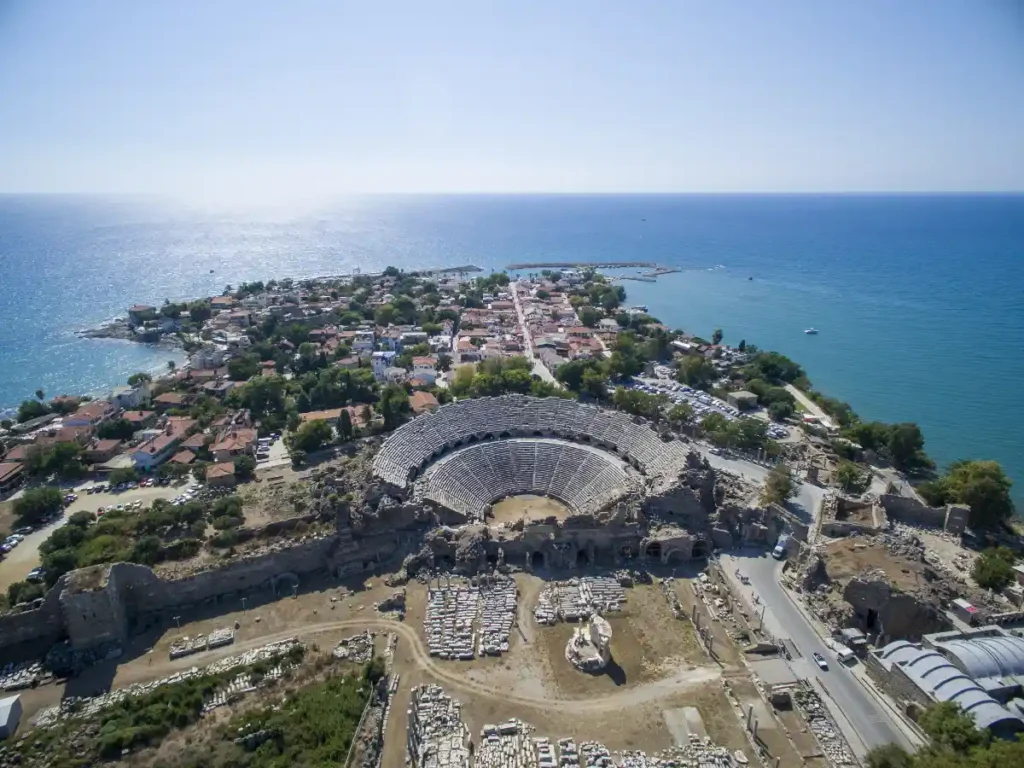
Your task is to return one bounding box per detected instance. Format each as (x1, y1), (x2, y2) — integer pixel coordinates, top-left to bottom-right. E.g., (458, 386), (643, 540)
(337, 409), (353, 441)
(167, 360), (177, 371)
(920, 461), (1015, 529)
(378, 384), (412, 430)
(97, 418), (137, 441)
(7, 580), (45, 606)
(127, 372), (152, 386)
(676, 356), (716, 389)
(13, 487), (64, 526)
(946, 461), (1014, 529)
(290, 449), (306, 469)
(745, 351), (805, 384)
(767, 400), (794, 421)
(761, 464), (797, 506)
(228, 353), (261, 381)
(834, 460), (864, 492)
(667, 403), (693, 429)
(291, 420), (334, 453)
(887, 422), (929, 472)
(108, 467), (139, 485)
(578, 306), (601, 328)
(712, 328), (723, 345)
(234, 455), (256, 480)
(918, 701), (988, 754)
(972, 547), (1017, 590)
(17, 399), (50, 423)
(737, 340), (746, 352)
(865, 744), (912, 768)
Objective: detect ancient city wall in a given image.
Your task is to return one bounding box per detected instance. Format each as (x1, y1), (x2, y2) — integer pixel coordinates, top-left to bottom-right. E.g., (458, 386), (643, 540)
(880, 495), (969, 535)
(0, 579), (65, 651)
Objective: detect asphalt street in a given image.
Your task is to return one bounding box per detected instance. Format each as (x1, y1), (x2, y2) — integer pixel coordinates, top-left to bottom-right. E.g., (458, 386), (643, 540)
(719, 551), (915, 754)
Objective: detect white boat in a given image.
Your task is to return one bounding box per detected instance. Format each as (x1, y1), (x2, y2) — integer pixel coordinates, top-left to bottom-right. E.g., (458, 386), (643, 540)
(804, 328), (819, 335)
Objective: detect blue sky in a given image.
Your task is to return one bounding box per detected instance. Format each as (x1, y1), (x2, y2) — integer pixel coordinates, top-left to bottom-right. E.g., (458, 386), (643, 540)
(0, 1), (1022, 197)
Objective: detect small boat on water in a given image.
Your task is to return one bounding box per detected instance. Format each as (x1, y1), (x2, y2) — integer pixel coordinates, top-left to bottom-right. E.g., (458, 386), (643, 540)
(804, 328), (819, 335)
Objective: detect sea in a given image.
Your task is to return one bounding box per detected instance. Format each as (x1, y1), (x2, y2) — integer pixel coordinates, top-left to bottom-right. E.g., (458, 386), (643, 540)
(1, 194), (1022, 506)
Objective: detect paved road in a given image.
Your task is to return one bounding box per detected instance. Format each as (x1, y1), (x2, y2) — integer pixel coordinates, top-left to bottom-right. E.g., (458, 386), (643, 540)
(784, 384), (833, 428)
(719, 552), (914, 754)
(512, 280), (559, 386)
(696, 447), (824, 525)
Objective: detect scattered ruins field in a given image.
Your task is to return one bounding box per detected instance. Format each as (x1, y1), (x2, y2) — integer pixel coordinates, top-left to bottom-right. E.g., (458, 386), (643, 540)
(823, 537), (928, 592)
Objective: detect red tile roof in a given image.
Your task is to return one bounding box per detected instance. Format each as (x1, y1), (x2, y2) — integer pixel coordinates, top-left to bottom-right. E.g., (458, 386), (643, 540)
(206, 462), (236, 479)
(409, 391), (439, 414)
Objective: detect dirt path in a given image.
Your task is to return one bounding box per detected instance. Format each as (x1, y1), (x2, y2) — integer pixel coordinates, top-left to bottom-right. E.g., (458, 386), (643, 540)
(117, 616), (723, 713)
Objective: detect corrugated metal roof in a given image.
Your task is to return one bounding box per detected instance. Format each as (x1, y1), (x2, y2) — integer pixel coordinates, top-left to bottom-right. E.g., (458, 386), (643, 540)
(933, 635), (1024, 680)
(879, 642), (1024, 732)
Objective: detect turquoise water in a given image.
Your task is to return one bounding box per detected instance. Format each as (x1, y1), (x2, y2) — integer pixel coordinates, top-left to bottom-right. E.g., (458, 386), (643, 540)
(0, 194), (1021, 505)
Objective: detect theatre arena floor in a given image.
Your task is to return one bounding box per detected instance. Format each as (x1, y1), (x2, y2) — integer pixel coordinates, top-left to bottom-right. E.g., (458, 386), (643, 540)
(489, 494), (573, 524)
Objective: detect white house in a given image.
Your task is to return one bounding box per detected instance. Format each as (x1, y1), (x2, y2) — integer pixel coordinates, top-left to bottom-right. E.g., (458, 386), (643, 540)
(192, 344), (227, 370)
(411, 356), (438, 384)
(353, 329), (375, 352)
(371, 350), (397, 381)
(132, 433), (181, 470)
(110, 382), (151, 410)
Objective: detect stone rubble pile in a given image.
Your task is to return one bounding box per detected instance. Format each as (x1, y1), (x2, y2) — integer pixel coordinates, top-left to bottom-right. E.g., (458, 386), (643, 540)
(792, 685), (858, 767)
(426, 578), (518, 659)
(478, 720), (537, 768)
(409, 686), (748, 768)
(0, 660), (49, 691)
(479, 578), (517, 655)
(407, 684), (472, 768)
(202, 663), (286, 714)
(426, 583), (481, 660)
(32, 638), (303, 729)
(334, 631), (375, 663)
(169, 627), (236, 659)
(535, 577), (627, 623)
(377, 588), (407, 616)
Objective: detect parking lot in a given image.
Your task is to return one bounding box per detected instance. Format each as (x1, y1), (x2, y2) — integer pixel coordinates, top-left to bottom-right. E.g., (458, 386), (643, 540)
(633, 369), (790, 440)
(256, 433), (290, 469)
(0, 477), (197, 593)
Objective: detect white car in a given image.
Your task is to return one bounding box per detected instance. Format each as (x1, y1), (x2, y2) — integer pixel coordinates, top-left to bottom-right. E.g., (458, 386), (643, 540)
(812, 652), (829, 670)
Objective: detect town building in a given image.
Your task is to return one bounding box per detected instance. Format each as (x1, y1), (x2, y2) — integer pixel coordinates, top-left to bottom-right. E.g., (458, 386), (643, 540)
(0, 463), (24, 496)
(64, 400), (117, 430)
(110, 382), (151, 410)
(371, 350), (397, 381)
(210, 429), (257, 463)
(727, 391), (759, 410)
(206, 462), (237, 487)
(83, 439), (123, 464)
(409, 391), (440, 415)
(132, 434), (181, 470)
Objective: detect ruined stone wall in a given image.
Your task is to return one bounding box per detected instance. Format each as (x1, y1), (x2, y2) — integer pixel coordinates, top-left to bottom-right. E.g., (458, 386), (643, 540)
(0, 579), (65, 653)
(881, 495), (966, 534)
(863, 654), (931, 713)
(61, 570), (128, 650)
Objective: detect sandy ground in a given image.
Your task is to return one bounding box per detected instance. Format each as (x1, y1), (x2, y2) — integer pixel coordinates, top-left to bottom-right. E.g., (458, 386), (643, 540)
(16, 567), (819, 766)
(822, 537), (929, 592)
(490, 494), (572, 525)
(0, 479), (195, 592)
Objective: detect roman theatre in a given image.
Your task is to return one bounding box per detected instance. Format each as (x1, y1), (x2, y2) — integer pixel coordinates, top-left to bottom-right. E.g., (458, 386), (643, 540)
(372, 395), (761, 571)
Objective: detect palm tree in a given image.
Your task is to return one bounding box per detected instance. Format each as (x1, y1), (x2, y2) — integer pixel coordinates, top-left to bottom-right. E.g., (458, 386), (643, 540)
(34, 389), (44, 401)
(167, 360), (177, 371)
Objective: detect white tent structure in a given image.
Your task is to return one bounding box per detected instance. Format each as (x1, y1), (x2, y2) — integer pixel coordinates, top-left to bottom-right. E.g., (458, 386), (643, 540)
(0, 694), (22, 739)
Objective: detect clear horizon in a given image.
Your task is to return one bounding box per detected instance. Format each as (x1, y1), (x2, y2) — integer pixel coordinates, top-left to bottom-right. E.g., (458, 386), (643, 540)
(1, 1), (1022, 200)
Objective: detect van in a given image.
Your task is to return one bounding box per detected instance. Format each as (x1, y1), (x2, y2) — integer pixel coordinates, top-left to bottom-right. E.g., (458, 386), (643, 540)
(772, 539), (788, 560)
(833, 643), (856, 664)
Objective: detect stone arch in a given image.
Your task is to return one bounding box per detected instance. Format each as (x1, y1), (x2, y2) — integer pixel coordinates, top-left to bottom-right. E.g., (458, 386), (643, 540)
(576, 548), (590, 567)
(645, 541), (662, 560)
(499, 430), (511, 439)
(692, 539), (709, 559)
(530, 551), (546, 570)
(272, 572), (299, 594)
